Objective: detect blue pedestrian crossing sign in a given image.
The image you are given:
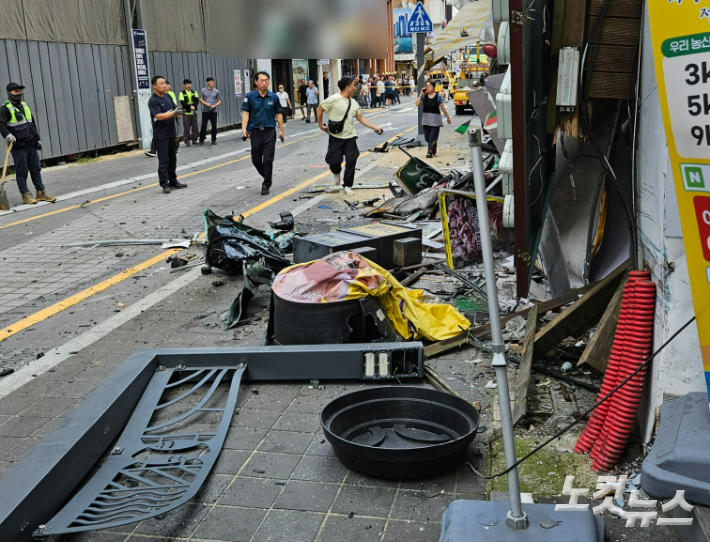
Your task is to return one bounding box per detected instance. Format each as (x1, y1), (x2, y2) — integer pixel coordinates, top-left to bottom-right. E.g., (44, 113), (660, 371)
(407, 2), (433, 34)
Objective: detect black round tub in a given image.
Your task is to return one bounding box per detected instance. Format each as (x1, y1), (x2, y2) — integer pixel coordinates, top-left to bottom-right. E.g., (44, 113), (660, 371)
(321, 387), (480, 478)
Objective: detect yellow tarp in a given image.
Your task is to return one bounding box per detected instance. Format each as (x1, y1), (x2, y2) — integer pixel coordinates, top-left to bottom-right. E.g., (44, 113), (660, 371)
(272, 252), (470, 341)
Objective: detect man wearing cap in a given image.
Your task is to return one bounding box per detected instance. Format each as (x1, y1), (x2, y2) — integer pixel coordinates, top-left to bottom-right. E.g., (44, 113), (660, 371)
(179, 79), (199, 146)
(317, 76), (383, 196)
(0, 82), (55, 204)
(241, 71), (285, 196)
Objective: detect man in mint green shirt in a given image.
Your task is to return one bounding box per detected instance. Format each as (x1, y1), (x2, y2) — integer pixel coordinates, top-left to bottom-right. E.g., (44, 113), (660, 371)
(316, 76), (384, 195)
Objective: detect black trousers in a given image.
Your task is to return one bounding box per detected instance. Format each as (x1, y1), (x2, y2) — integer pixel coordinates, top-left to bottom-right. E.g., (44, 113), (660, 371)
(251, 128), (277, 188)
(183, 114), (199, 142)
(423, 125), (441, 154)
(200, 110), (218, 143)
(325, 135), (359, 187)
(155, 138), (177, 186)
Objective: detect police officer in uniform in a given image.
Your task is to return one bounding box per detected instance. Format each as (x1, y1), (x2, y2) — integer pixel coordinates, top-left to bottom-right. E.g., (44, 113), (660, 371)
(179, 79), (199, 146)
(241, 71), (284, 195)
(146, 80), (180, 157)
(0, 82), (55, 205)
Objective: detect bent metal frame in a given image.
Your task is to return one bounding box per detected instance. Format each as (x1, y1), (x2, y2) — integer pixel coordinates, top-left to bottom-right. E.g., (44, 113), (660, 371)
(0, 344), (423, 542)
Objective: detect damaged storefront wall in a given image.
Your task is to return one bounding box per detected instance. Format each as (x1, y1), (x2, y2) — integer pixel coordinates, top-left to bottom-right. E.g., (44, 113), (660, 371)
(635, 11), (705, 442)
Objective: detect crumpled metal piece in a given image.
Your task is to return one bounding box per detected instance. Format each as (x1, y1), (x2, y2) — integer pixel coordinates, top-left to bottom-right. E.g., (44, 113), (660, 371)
(222, 259), (276, 329)
(204, 208), (290, 275)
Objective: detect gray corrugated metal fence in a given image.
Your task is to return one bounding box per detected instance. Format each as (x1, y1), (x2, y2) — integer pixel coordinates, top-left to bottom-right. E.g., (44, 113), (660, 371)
(149, 52), (248, 128)
(1, 38), (247, 160)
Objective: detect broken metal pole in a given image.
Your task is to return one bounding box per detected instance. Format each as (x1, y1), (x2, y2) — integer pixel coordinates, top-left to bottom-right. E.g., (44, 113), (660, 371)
(468, 121), (527, 529)
(61, 239), (192, 248)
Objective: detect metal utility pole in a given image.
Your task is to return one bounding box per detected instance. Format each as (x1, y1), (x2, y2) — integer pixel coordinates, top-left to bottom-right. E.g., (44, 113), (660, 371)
(124, 0), (152, 149)
(438, 120), (604, 542)
(468, 122), (527, 529)
(416, 30), (425, 143)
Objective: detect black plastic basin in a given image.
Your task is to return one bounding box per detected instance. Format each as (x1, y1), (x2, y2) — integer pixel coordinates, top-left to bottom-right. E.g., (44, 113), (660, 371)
(321, 387), (480, 478)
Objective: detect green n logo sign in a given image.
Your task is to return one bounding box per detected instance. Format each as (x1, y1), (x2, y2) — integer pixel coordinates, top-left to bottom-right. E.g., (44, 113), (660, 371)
(681, 164), (710, 192)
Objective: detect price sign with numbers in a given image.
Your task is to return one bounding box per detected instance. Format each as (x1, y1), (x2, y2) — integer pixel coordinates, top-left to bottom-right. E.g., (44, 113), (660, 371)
(649, 3), (710, 396)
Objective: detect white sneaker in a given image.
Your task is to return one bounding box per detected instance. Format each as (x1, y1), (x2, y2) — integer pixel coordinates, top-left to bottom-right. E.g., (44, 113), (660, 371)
(332, 172), (341, 185)
(344, 186), (354, 196)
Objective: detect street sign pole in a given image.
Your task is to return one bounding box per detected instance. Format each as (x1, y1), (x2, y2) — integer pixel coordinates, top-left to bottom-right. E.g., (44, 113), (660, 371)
(407, 0), (433, 147)
(416, 31), (425, 144)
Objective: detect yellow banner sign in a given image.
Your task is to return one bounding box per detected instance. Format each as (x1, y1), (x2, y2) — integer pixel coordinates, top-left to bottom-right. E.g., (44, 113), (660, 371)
(648, 1), (710, 393)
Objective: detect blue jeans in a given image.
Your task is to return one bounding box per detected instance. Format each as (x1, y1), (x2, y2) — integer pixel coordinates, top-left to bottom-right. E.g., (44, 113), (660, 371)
(11, 146), (44, 193)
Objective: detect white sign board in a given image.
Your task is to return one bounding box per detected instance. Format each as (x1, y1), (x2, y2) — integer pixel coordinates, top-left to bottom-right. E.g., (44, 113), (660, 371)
(234, 69), (242, 97)
(663, 51), (710, 159)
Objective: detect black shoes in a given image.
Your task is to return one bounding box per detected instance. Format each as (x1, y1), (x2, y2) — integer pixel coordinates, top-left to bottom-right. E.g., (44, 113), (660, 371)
(170, 181), (187, 189)
(162, 186), (171, 194)
(185, 141), (191, 147)
(145, 150), (157, 157)
(199, 141), (204, 146)
(261, 187), (270, 195)
(211, 141), (217, 145)
(426, 153), (433, 158)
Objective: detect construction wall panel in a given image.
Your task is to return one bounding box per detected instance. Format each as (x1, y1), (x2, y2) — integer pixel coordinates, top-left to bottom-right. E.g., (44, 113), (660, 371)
(1, 36), (245, 159)
(66, 43), (88, 150)
(75, 43), (103, 150)
(51, 42), (81, 155)
(0, 0), (26, 41)
(0, 0), (127, 46)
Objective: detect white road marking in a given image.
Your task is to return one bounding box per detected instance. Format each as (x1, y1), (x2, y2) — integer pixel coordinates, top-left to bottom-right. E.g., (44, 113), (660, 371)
(0, 267), (203, 398)
(290, 195), (325, 217)
(0, 149), (250, 218)
(0, 193), (329, 397)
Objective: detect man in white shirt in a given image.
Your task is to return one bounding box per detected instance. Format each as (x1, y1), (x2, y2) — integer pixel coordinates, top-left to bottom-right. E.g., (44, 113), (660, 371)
(376, 77), (385, 108)
(317, 76), (384, 195)
(276, 84), (292, 124)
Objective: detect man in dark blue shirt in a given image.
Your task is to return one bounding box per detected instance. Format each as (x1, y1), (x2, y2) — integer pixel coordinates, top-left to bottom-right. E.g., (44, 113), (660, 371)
(241, 71), (284, 195)
(148, 75), (187, 194)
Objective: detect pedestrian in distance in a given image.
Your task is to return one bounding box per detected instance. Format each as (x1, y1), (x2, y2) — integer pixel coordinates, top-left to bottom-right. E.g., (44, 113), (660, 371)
(0, 82), (55, 204)
(241, 71), (285, 196)
(443, 75), (450, 102)
(276, 84), (292, 124)
(376, 76), (385, 108)
(355, 76), (366, 109)
(416, 79), (451, 158)
(369, 77), (377, 108)
(317, 76), (383, 196)
(298, 78), (308, 120)
(305, 80), (319, 123)
(148, 75), (187, 194)
(179, 79), (199, 146)
(384, 76), (394, 108)
(409, 75), (416, 96)
(199, 77), (222, 145)
(322, 71), (330, 99)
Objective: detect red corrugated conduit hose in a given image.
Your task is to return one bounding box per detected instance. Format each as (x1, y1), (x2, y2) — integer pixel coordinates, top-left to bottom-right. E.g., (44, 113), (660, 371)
(574, 271), (656, 471)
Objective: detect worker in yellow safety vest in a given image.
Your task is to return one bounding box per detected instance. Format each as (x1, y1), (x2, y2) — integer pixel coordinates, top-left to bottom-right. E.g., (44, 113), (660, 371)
(0, 82), (56, 205)
(179, 79), (199, 146)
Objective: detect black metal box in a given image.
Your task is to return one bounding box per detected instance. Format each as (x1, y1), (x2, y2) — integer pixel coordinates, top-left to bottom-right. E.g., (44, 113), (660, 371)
(393, 236), (423, 267)
(338, 224), (422, 269)
(293, 230), (378, 263)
